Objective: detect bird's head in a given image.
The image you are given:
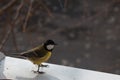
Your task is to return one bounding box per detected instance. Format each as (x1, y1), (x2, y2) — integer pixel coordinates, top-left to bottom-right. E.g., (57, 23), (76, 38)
(44, 40), (57, 51)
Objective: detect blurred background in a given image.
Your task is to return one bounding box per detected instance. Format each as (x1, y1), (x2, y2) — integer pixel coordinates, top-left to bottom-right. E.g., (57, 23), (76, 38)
(0, 0), (120, 75)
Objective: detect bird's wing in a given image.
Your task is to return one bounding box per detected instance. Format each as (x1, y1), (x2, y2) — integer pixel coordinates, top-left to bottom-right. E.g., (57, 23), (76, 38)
(21, 47), (48, 58)
(20, 46), (41, 58)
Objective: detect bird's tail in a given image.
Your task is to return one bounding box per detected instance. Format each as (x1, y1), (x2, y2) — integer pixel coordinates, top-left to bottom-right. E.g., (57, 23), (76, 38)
(8, 53), (27, 59)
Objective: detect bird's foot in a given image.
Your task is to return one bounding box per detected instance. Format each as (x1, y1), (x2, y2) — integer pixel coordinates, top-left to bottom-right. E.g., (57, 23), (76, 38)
(37, 71), (45, 74)
(41, 64), (49, 67)
(33, 70), (45, 74)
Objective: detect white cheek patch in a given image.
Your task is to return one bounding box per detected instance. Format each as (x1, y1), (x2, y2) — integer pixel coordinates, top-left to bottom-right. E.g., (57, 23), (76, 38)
(47, 45), (54, 50)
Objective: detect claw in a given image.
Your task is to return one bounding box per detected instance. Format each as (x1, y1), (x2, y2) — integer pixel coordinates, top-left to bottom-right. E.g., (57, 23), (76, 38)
(41, 64), (49, 67)
(33, 70), (45, 74)
(37, 71), (45, 74)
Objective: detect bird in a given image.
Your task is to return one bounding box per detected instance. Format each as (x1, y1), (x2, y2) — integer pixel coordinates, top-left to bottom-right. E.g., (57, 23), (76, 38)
(20, 39), (57, 73)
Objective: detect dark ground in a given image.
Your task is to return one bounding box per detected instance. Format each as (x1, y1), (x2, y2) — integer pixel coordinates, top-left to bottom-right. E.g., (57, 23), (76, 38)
(0, 0), (120, 75)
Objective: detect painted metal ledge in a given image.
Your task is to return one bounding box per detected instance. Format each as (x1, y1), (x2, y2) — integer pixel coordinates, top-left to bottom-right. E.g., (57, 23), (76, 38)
(0, 53), (120, 80)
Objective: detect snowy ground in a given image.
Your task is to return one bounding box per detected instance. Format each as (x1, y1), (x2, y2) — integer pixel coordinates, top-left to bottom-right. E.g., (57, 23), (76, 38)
(0, 56), (120, 80)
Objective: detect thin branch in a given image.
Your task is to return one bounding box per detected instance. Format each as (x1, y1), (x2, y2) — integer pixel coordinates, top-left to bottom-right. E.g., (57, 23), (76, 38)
(0, 27), (11, 50)
(0, 22), (18, 52)
(14, 0), (24, 21)
(0, 0), (17, 16)
(23, 0), (33, 32)
(10, 20), (19, 52)
(0, 18), (18, 51)
(38, 1), (53, 17)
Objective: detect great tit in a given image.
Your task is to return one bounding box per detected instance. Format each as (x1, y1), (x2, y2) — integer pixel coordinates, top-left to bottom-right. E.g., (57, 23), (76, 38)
(20, 39), (57, 73)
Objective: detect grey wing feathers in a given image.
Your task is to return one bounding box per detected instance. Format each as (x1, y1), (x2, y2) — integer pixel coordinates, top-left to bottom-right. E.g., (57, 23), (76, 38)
(21, 50), (38, 58)
(20, 45), (43, 58)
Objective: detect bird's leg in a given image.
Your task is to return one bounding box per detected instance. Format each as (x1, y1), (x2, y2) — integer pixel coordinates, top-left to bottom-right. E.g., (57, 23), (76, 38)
(34, 64), (49, 74)
(37, 64), (44, 74)
(33, 65), (41, 73)
(37, 64), (40, 72)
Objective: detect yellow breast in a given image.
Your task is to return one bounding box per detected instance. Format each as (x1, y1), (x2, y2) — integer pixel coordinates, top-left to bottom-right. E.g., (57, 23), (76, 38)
(29, 52), (51, 65)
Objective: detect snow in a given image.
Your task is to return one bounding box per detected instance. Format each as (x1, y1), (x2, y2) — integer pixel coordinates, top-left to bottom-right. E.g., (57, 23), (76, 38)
(0, 56), (120, 80)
